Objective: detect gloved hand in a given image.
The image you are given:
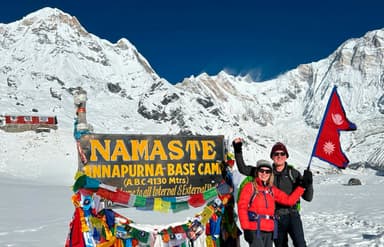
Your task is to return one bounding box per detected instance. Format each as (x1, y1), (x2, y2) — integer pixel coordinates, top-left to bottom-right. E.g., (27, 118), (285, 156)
(300, 169), (313, 188)
(232, 138), (243, 153)
(303, 169), (313, 185)
(243, 229), (254, 244)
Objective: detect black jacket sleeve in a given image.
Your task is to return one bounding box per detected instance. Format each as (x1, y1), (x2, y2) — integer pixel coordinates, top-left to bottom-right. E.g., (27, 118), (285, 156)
(303, 184), (314, 202)
(293, 169), (314, 202)
(234, 150), (256, 177)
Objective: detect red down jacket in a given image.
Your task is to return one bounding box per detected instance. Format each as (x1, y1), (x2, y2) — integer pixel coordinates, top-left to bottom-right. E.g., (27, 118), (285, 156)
(238, 177), (304, 231)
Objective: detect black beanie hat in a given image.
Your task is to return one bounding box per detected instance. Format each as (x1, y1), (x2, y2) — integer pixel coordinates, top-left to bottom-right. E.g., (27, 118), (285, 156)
(270, 142), (289, 158)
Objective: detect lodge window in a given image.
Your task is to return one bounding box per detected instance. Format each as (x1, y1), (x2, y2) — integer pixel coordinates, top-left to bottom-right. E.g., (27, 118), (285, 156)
(24, 116), (32, 122)
(39, 116), (48, 123)
(10, 116), (17, 122)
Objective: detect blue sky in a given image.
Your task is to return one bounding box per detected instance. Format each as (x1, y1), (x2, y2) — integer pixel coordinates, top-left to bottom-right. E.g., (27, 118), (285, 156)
(1, 0), (383, 83)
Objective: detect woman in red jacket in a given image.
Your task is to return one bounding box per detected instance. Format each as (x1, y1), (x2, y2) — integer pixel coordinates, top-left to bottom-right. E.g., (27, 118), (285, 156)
(238, 160), (310, 247)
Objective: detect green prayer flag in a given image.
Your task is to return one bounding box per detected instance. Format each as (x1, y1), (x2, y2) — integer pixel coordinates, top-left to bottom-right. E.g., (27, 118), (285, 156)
(171, 201), (189, 213)
(132, 228), (149, 243)
(134, 196), (146, 207)
(203, 188), (218, 200)
(72, 175), (86, 192)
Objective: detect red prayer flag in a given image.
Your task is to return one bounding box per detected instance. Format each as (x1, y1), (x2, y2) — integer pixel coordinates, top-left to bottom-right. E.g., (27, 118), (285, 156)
(65, 207), (85, 247)
(96, 188), (130, 204)
(188, 193), (206, 208)
(312, 86), (357, 169)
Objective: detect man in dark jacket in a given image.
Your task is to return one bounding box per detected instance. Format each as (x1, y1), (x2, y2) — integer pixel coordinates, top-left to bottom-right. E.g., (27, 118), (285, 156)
(232, 138), (313, 247)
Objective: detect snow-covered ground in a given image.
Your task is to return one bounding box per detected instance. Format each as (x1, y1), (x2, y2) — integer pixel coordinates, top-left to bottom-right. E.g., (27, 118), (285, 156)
(0, 167), (383, 247)
(302, 169), (384, 247)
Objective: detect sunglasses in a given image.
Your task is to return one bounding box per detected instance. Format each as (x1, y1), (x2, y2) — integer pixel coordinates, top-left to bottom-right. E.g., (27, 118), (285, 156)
(273, 152), (286, 157)
(258, 168), (272, 174)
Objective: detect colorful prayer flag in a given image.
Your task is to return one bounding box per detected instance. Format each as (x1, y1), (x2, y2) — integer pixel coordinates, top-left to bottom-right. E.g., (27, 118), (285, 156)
(134, 195), (147, 208)
(203, 188), (218, 201)
(154, 198), (171, 212)
(171, 201), (190, 213)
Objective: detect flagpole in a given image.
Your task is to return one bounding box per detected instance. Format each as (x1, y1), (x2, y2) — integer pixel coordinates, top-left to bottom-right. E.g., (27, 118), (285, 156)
(306, 86), (337, 170)
(306, 156), (314, 170)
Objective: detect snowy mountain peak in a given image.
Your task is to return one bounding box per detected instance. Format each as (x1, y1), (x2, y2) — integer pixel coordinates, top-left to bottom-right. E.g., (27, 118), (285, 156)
(0, 8), (383, 185)
(24, 7), (68, 19)
(116, 38), (134, 50)
(19, 7), (88, 37)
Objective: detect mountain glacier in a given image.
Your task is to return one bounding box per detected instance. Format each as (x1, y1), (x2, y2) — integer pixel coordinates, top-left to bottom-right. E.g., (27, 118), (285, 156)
(0, 7), (383, 184)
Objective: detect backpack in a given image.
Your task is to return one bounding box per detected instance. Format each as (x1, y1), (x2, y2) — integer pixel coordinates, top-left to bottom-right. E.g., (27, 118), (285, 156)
(236, 165), (301, 210)
(236, 176), (254, 203)
(237, 177), (274, 205)
(248, 181), (274, 207)
(286, 164), (296, 184)
(285, 165), (301, 211)
(245, 181), (278, 239)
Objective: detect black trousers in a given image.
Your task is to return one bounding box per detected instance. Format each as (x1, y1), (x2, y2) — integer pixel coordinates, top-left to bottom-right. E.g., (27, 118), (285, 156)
(274, 211), (307, 247)
(245, 230), (273, 247)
